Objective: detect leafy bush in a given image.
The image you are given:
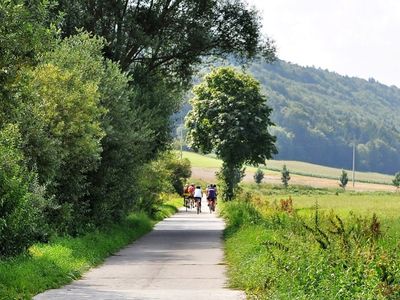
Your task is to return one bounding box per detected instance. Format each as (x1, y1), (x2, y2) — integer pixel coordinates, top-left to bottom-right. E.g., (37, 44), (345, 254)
(161, 153), (191, 195)
(254, 168), (264, 184)
(135, 152), (191, 216)
(0, 125), (50, 257)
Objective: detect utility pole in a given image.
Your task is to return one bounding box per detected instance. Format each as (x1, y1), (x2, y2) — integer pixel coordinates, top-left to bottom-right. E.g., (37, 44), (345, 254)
(180, 118), (184, 160)
(352, 142), (355, 187)
(180, 119), (183, 160)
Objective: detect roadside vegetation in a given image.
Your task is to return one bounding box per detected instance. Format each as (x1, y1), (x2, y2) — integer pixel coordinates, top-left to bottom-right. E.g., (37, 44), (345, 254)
(1, 0), (274, 297)
(221, 185), (400, 299)
(0, 197), (181, 300)
(1, 0), (270, 259)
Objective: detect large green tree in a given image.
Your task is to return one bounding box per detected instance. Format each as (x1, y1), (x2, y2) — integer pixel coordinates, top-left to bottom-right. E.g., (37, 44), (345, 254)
(54, 0), (275, 76)
(52, 0), (276, 154)
(186, 67), (277, 200)
(16, 33), (107, 232)
(0, 0), (56, 124)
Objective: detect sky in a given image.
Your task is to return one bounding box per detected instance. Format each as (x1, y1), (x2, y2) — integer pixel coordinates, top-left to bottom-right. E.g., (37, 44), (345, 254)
(247, 0), (400, 87)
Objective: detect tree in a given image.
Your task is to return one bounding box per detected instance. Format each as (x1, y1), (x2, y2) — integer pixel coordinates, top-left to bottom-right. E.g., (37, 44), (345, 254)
(0, 124), (49, 257)
(393, 172), (400, 190)
(186, 67), (277, 200)
(281, 164), (290, 188)
(54, 0), (275, 77)
(0, 0), (56, 125)
(53, 0), (276, 155)
(254, 168), (265, 185)
(18, 33), (107, 233)
(339, 170), (349, 190)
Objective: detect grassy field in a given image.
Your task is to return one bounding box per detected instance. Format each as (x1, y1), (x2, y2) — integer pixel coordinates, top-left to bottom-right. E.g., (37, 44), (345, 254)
(245, 184), (400, 219)
(0, 197), (181, 300)
(221, 186), (400, 299)
(181, 151), (394, 184)
(183, 152), (395, 192)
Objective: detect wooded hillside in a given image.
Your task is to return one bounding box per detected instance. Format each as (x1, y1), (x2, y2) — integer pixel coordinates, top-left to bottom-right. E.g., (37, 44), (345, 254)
(250, 60), (400, 174)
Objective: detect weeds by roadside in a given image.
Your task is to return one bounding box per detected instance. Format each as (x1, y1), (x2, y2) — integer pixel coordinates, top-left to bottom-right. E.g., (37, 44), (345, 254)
(221, 193), (400, 299)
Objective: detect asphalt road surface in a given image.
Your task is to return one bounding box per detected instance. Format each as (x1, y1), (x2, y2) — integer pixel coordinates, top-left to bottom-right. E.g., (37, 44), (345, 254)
(34, 197), (245, 300)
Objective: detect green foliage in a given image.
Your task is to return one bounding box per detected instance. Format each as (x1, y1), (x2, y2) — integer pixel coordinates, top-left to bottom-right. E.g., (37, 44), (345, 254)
(217, 163), (245, 201)
(249, 60), (400, 174)
(0, 0), (57, 125)
(254, 168), (265, 184)
(135, 153), (190, 216)
(18, 33), (107, 233)
(129, 70), (184, 155)
(281, 164), (290, 188)
(53, 0), (276, 157)
(220, 200), (262, 231)
(0, 198), (180, 299)
(186, 67), (277, 200)
(0, 124), (50, 257)
(161, 154), (192, 195)
(393, 172), (400, 189)
(54, 0), (275, 79)
(86, 60), (154, 224)
(178, 59), (400, 174)
(222, 196), (400, 299)
(339, 169), (349, 190)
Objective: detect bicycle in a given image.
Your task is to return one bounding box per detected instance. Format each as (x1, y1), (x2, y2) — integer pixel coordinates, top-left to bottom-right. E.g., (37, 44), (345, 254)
(195, 197), (201, 214)
(184, 196), (190, 211)
(208, 198), (216, 213)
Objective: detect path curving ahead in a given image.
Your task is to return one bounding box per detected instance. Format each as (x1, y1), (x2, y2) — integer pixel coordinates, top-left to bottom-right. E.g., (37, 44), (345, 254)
(34, 198), (245, 300)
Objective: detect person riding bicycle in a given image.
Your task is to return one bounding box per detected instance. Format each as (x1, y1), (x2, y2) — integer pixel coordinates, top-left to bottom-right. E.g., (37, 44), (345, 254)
(183, 184), (190, 206)
(207, 184), (216, 211)
(194, 185), (202, 213)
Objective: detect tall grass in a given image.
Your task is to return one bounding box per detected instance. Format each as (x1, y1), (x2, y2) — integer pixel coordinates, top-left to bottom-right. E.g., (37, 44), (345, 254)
(0, 198), (180, 300)
(221, 193), (400, 299)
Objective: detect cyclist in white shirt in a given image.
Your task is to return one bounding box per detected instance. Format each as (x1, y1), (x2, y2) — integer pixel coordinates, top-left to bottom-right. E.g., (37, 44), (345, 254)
(194, 185), (202, 213)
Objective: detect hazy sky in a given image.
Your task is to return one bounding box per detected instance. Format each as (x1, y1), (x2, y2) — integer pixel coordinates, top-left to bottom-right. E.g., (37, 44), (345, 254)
(247, 0), (400, 87)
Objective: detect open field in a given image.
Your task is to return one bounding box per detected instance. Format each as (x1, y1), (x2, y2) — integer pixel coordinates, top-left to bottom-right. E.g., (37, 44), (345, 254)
(221, 187), (400, 299)
(182, 151), (396, 192)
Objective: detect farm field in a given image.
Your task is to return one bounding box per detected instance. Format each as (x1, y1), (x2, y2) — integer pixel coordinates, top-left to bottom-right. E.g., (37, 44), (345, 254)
(182, 151), (396, 192)
(221, 186), (400, 299)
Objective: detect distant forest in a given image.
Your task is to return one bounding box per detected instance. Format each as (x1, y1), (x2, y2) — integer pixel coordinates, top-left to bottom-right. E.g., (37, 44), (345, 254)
(179, 60), (400, 174)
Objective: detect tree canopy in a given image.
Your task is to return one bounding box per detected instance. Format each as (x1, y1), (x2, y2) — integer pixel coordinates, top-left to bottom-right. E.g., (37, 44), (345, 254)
(54, 0), (275, 79)
(186, 67), (277, 199)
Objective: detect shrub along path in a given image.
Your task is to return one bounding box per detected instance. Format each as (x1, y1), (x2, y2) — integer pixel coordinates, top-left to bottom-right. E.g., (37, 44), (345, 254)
(34, 198), (244, 300)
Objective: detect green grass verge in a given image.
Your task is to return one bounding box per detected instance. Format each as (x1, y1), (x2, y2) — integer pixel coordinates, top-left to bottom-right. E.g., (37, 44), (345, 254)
(0, 198), (180, 300)
(221, 191), (400, 299)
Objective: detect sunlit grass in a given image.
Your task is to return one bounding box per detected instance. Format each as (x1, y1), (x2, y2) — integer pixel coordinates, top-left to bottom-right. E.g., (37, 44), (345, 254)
(222, 189), (400, 299)
(0, 197), (181, 299)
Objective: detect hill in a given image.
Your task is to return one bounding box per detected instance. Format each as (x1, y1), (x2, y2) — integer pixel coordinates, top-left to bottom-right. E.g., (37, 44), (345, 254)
(249, 60), (400, 174)
(177, 60), (400, 174)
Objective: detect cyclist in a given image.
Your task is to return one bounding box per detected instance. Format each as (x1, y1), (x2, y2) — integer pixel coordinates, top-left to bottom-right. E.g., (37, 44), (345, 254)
(183, 184), (190, 207)
(194, 185), (202, 214)
(207, 184), (217, 212)
(188, 183), (195, 208)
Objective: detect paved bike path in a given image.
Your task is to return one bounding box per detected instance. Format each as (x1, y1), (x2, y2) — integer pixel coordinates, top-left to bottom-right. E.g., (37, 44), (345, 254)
(34, 198), (245, 300)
